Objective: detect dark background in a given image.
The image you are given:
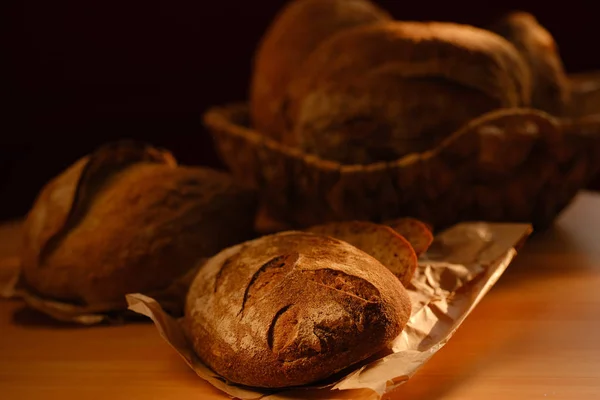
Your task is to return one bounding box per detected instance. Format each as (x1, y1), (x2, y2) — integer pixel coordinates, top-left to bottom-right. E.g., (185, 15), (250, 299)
(3, 0), (599, 220)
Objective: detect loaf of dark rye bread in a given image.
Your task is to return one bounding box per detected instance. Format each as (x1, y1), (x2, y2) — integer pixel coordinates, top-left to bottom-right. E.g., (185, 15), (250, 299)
(184, 231), (411, 388)
(21, 141), (258, 307)
(283, 21), (532, 163)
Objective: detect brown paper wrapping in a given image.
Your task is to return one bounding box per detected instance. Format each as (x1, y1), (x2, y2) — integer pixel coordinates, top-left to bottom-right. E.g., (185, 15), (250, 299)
(126, 221), (532, 399)
(0, 256), (200, 325)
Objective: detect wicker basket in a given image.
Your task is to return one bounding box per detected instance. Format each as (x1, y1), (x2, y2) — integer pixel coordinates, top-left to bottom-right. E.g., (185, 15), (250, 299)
(204, 75), (600, 231)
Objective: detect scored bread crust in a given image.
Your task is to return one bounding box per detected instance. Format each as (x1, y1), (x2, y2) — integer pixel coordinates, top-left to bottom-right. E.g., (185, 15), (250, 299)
(250, 0), (391, 141)
(184, 231), (411, 388)
(21, 142), (257, 305)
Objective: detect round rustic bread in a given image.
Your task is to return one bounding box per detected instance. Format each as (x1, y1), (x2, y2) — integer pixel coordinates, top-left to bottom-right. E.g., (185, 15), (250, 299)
(283, 21), (532, 163)
(184, 231), (411, 388)
(21, 141), (257, 306)
(488, 11), (570, 116)
(250, 0), (391, 141)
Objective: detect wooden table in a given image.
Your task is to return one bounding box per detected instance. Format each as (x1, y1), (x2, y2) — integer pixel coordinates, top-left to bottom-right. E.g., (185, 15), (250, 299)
(1, 192), (599, 400)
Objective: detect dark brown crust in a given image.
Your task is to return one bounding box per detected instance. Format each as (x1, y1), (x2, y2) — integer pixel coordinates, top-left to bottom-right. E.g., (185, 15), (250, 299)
(287, 21), (531, 110)
(281, 21), (531, 163)
(184, 231), (411, 388)
(38, 140), (177, 265)
(21, 141), (258, 306)
(289, 76), (504, 164)
(204, 103), (600, 230)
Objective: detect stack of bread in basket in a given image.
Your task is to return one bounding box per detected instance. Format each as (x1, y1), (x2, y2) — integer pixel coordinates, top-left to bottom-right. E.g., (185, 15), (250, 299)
(4, 0), (599, 393)
(206, 0), (600, 231)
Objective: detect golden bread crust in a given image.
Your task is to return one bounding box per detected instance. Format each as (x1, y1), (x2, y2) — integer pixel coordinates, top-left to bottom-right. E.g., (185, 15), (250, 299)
(21, 142), (257, 305)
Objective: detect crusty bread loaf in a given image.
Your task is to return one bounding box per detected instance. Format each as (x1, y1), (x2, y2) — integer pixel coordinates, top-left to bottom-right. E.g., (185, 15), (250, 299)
(283, 21), (532, 163)
(488, 11), (570, 116)
(250, 0), (391, 141)
(306, 221), (418, 287)
(184, 231), (411, 388)
(21, 141), (257, 305)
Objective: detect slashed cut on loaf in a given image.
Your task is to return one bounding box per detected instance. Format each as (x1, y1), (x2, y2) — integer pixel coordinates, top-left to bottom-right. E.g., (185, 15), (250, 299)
(184, 231), (411, 388)
(20, 141), (257, 306)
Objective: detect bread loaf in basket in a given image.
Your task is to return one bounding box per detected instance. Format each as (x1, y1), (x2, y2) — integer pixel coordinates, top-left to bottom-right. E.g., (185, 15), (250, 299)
(204, 0), (600, 230)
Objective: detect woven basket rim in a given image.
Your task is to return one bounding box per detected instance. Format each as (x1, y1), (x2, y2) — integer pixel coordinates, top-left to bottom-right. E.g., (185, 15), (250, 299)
(202, 103), (570, 173)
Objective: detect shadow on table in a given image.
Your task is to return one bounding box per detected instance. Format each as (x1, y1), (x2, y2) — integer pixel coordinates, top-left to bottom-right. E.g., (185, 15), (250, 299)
(10, 304), (152, 329)
(384, 320), (527, 400)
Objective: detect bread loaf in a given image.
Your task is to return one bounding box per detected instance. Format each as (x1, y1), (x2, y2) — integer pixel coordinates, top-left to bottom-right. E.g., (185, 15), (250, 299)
(250, 0), (391, 141)
(488, 11), (570, 116)
(184, 231), (411, 388)
(283, 21), (531, 163)
(21, 141), (258, 306)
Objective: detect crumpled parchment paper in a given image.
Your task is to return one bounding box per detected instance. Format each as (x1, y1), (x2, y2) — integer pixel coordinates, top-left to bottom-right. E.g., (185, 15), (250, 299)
(126, 222), (532, 399)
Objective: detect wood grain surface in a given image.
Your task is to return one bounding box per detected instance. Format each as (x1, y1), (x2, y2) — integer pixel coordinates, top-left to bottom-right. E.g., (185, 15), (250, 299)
(1, 192), (599, 400)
